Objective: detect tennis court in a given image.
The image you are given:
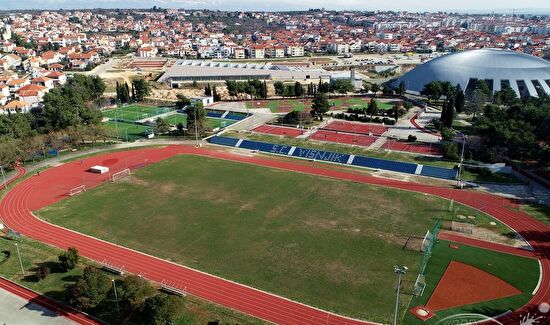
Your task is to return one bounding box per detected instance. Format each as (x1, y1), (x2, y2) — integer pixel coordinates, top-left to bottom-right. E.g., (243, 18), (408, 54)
(309, 129), (377, 147)
(252, 124), (305, 137)
(322, 120), (388, 136)
(385, 140), (442, 155)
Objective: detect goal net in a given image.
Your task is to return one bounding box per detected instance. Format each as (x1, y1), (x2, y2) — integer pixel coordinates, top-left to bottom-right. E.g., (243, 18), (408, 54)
(111, 168), (131, 182)
(69, 185), (86, 196)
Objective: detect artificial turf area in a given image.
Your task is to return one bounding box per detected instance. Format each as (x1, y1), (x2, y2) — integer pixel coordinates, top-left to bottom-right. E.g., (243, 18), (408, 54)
(164, 114), (235, 129)
(102, 105), (172, 121)
(404, 240), (539, 324)
(37, 155), (509, 323)
(103, 121), (151, 141)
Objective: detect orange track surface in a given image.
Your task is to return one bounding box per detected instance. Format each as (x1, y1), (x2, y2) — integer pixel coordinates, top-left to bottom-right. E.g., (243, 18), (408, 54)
(0, 145), (548, 324)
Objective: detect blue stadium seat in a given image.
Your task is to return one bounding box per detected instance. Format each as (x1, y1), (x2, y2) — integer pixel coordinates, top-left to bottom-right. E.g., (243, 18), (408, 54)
(420, 165), (458, 180)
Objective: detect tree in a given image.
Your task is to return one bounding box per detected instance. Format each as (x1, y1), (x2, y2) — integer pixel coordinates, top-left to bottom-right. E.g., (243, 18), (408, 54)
(141, 294), (185, 325)
(283, 84), (295, 98)
(318, 81), (331, 94)
(204, 84), (212, 96)
(185, 102), (209, 136)
(36, 265), (50, 280)
(370, 83), (379, 96)
(274, 81), (285, 96)
(397, 82), (406, 96)
(441, 94), (455, 128)
(454, 85), (465, 113)
(420, 81), (443, 102)
(331, 79), (354, 94)
(493, 85), (518, 107)
(259, 81), (268, 99)
(58, 247), (79, 271)
(367, 99), (379, 119)
(155, 117), (170, 134)
(66, 266), (111, 310)
(442, 142), (459, 160)
(212, 85), (222, 101)
(119, 275), (155, 311)
(465, 88), (488, 119)
(131, 78), (151, 102)
(294, 81), (304, 97)
(393, 104), (400, 121)
(311, 92), (329, 121)
(176, 94), (190, 110)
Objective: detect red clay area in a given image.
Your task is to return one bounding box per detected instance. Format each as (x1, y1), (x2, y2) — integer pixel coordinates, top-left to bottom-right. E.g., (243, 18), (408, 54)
(0, 275), (100, 324)
(309, 129), (377, 147)
(252, 124), (305, 137)
(322, 120), (388, 136)
(1, 145), (549, 325)
(385, 139), (442, 155)
(425, 261), (522, 312)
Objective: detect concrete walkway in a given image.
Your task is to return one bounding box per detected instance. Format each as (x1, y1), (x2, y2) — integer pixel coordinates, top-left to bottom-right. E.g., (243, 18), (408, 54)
(0, 288), (76, 325)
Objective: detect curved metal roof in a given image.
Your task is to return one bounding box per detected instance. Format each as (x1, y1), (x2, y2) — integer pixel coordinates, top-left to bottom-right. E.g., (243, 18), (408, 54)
(392, 49), (550, 98)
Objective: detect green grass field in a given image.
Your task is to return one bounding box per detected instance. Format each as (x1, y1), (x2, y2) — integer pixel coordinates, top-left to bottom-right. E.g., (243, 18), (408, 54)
(245, 97), (394, 113)
(0, 236), (265, 325)
(163, 114), (235, 129)
(103, 105), (172, 122)
(404, 240), (539, 324)
(103, 121), (151, 141)
(37, 155), (512, 323)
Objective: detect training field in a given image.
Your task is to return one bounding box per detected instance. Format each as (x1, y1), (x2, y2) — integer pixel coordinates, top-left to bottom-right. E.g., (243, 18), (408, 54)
(164, 113), (235, 129)
(38, 155), (511, 323)
(103, 105), (172, 121)
(103, 121), (151, 141)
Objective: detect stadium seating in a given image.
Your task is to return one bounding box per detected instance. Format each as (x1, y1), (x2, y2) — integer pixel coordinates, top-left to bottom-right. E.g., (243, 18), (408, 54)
(207, 136), (458, 180)
(352, 156), (417, 174)
(420, 165), (458, 179)
(208, 136), (240, 147)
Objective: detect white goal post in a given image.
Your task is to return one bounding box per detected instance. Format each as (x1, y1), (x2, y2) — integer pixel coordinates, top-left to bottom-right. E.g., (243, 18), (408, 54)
(111, 168), (131, 182)
(69, 185), (86, 196)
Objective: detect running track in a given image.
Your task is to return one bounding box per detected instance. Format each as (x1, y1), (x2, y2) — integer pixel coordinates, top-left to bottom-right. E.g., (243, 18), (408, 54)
(0, 145), (548, 325)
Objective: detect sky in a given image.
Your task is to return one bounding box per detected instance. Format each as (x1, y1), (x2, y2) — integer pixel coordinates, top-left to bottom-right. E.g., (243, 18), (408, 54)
(1, 0), (550, 13)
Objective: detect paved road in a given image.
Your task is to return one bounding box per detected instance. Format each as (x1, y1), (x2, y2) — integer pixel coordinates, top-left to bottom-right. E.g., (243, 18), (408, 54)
(0, 287), (76, 325)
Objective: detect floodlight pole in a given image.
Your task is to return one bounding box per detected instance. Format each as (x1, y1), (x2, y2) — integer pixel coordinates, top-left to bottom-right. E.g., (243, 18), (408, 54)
(15, 243), (24, 276)
(0, 165), (7, 191)
(456, 133), (467, 187)
(112, 279), (120, 314)
(393, 265), (407, 325)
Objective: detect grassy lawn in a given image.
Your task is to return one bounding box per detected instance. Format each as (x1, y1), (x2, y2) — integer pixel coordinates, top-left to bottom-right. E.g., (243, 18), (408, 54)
(460, 170), (522, 184)
(403, 240), (539, 324)
(103, 121), (151, 141)
(0, 236), (264, 325)
(38, 155), (509, 323)
(520, 203), (550, 226)
(165, 113), (187, 126)
(245, 97), (395, 113)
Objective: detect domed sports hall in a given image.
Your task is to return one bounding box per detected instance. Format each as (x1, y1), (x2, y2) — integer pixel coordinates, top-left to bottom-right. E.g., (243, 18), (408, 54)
(392, 48), (550, 98)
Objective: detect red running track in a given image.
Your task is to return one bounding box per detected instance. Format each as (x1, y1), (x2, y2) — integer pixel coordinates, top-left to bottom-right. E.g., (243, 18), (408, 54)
(322, 121), (388, 136)
(309, 129), (377, 147)
(0, 275), (101, 325)
(252, 124), (305, 137)
(410, 112), (439, 135)
(1, 145), (549, 325)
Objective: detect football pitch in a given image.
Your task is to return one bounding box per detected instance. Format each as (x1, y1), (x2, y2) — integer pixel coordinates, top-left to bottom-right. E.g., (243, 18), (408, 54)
(103, 105), (172, 121)
(37, 155), (517, 323)
(103, 121), (151, 141)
